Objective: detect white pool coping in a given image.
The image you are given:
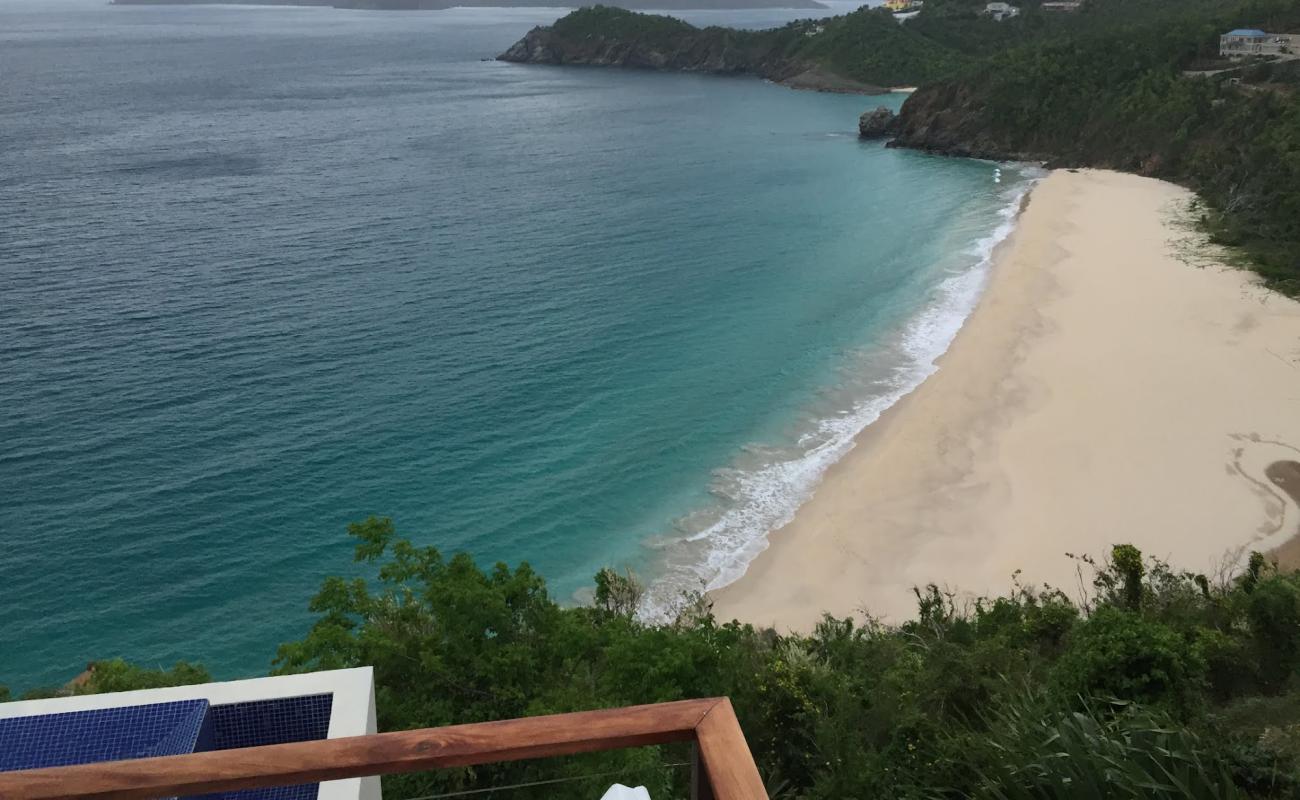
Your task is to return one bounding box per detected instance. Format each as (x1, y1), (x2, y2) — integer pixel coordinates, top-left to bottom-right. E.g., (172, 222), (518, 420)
(0, 667), (380, 800)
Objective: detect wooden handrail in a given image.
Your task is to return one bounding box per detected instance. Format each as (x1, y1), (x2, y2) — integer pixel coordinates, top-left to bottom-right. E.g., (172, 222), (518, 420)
(0, 697), (767, 800)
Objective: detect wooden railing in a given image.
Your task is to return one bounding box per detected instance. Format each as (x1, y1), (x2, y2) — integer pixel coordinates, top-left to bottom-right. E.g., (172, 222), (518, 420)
(0, 697), (766, 800)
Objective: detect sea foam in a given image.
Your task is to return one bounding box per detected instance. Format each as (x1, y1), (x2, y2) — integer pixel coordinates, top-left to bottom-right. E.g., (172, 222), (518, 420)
(641, 166), (1043, 620)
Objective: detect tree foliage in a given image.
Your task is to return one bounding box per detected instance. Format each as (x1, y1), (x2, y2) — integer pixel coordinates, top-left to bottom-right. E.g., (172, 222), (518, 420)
(893, 0), (1300, 295)
(16, 524), (1300, 798)
(267, 524), (1300, 797)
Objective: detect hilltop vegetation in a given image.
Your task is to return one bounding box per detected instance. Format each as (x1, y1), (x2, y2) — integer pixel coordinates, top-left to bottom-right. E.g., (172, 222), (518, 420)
(14, 518), (1300, 798)
(503, 0), (1300, 295)
(499, 5), (980, 88)
(893, 0), (1300, 295)
(500, 3), (1073, 92)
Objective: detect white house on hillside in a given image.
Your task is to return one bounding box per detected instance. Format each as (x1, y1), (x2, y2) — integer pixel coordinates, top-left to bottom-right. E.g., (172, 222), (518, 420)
(1219, 29), (1300, 58)
(984, 2), (1019, 20)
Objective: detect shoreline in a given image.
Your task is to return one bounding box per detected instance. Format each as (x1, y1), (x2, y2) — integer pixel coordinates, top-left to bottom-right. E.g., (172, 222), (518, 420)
(712, 169), (1300, 629)
(641, 168), (1035, 619)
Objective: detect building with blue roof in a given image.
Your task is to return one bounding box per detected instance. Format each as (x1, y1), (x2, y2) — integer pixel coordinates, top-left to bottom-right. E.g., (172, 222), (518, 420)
(1220, 28), (1299, 58)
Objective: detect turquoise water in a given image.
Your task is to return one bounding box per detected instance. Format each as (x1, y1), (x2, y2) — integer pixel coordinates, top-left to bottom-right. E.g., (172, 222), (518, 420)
(0, 0), (1032, 690)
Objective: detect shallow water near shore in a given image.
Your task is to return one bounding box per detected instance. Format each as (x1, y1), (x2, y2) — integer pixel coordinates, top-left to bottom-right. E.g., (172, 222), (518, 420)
(0, 0), (1031, 689)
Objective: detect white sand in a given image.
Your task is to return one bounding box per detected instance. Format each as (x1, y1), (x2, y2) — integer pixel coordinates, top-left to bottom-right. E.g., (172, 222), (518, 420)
(712, 169), (1300, 629)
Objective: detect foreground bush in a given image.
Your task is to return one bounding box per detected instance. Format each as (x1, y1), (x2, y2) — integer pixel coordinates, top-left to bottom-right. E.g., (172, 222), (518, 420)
(10, 518), (1300, 798)
(956, 693), (1244, 799)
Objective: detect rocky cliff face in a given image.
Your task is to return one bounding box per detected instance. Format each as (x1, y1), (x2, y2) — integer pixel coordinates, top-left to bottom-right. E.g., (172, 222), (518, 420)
(502, 7), (943, 93)
(498, 24), (888, 93)
(890, 84), (1015, 160)
(890, 83), (1070, 164)
(891, 81), (1176, 174)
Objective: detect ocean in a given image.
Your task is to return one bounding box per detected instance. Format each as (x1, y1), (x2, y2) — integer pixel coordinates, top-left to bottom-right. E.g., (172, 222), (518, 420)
(0, 0), (1034, 691)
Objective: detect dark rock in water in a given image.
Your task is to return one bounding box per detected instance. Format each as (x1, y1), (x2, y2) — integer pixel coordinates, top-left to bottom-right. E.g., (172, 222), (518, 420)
(858, 106), (896, 138)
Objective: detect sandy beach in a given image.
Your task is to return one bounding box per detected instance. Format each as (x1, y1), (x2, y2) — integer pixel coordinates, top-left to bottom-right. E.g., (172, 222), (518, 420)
(713, 169), (1300, 628)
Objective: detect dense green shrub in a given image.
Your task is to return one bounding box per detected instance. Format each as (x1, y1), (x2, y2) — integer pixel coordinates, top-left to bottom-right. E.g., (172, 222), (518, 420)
(1246, 575), (1300, 690)
(955, 693), (1244, 799)
(892, 0), (1300, 295)
(79, 659), (212, 694)
(1052, 606), (1207, 713)
(14, 527), (1300, 798)
(3, 658), (210, 701)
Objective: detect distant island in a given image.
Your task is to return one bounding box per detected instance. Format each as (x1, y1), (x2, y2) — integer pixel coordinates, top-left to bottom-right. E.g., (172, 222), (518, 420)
(111, 0), (827, 10)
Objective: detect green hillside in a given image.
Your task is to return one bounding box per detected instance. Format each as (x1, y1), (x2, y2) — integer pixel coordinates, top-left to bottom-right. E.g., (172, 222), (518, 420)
(894, 0), (1300, 294)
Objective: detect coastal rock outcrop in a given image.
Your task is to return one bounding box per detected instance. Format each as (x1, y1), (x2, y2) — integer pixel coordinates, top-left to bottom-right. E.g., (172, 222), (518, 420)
(857, 106), (896, 138)
(499, 22), (778, 74)
(888, 82), (1054, 163)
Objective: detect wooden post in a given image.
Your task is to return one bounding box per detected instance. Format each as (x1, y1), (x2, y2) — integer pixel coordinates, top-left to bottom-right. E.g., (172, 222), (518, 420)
(691, 741), (715, 800)
(693, 698), (767, 800)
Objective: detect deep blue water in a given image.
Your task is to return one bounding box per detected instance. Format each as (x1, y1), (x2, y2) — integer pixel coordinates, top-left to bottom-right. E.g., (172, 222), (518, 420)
(0, 0), (1032, 691)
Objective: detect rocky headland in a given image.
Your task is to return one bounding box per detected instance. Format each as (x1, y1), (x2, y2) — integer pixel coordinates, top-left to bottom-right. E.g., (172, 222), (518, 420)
(497, 7), (899, 94)
(887, 82), (1053, 162)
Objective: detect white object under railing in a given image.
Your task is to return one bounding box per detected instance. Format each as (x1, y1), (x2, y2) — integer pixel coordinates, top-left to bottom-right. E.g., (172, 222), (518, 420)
(602, 784), (652, 800)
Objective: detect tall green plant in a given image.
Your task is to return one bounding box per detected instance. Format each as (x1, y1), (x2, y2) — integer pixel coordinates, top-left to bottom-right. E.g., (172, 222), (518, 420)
(953, 692), (1243, 799)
